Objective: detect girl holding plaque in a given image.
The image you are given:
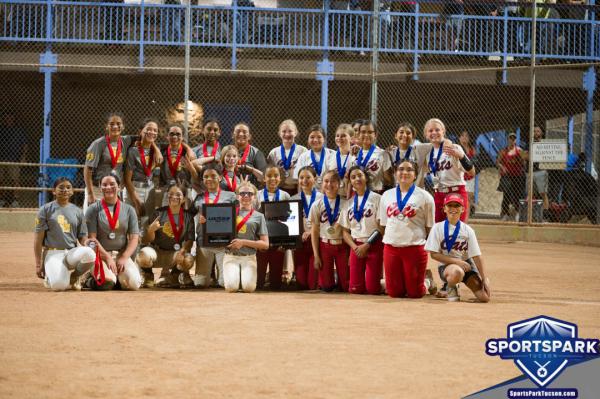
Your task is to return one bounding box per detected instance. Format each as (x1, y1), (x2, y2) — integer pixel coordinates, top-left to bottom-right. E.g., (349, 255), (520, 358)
(266, 119), (308, 196)
(290, 166), (322, 290)
(256, 164), (291, 290)
(293, 125), (334, 191)
(192, 165), (237, 288)
(222, 182), (269, 293)
(137, 184), (196, 289)
(84, 174), (142, 290)
(123, 118), (162, 221)
(340, 166), (383, 295)
(310, 170), (349, 292)
(378, 160), (435, 299)
(325, 123), (355, 198)
(353, 120), (393, 194)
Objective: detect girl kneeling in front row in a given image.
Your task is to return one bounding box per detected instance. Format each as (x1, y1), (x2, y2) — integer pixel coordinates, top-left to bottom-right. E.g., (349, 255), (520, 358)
(223, 182), (269, 293)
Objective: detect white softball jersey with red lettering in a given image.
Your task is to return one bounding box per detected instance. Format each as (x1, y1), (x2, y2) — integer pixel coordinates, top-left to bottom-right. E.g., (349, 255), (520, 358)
(425, 221), (481, 260)
(340, 191), (381, 240)
(309, 196), (348, 240)
(267, 144), (308, 187)
(353, 146), (392, 192)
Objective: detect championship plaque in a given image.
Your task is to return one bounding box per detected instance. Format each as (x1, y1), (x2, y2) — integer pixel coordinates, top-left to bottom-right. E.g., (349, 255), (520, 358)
(202, 203), (236, 247)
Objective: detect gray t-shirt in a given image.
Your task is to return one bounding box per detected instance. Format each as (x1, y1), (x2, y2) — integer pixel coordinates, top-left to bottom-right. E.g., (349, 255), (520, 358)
(144, 207), (195, 250)
(126, 145), (155, 183)
(159, 145), (192, 187)
(232, 209), (268, 256)
(238, 145), (267, 186)
(219, 170), (241, 192)
(35, 201), (87, 249)
(85, 135), (136, 185)
(85, 200), (139, 251)
(192, 142), (221, 162)
(191, 189), (237, 241)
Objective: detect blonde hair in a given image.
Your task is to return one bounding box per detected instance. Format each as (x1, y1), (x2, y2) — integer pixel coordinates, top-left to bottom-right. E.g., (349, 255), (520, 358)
(219, 144), (238, 165)
(236, 182), (258, 196)
(278, 119), (298, 136)
(423, 118), (446, 136)
(335, 123), (355, 138)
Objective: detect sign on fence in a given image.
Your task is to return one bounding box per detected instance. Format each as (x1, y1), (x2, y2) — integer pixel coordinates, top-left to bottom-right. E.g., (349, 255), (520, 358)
(532, 140), (568, 170)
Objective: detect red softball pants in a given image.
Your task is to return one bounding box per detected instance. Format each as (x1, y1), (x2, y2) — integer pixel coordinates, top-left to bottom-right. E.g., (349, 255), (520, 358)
(293, 239), (317, 290)
(383, 244), (428, 299)
(318, 241), (349, 292)
(256, 248), (285, 290)
(349, 240), (383, 295)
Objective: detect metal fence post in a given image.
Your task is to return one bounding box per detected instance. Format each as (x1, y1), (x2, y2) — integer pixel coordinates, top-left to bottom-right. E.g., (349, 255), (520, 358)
(232, 0), (238, 70)
(412, 1), (420, 81)
(183, 0), (192, 143)
(501, 7), (509, 84)
(318, 0), (333, 136)
(526, 0), (537, 225)
(139, 0), (146, 70)
(370, 0), (380, 124)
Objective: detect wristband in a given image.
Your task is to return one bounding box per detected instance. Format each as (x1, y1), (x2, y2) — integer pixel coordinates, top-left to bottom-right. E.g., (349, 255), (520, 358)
(366, 230), (381, 245)
(459, 155), (474, 171)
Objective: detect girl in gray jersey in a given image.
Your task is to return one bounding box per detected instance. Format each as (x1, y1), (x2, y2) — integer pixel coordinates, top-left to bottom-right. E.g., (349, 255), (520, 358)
(34, 178), (96, 291)
(222, 182), (269, 293)
(85, 175), (142, 290)
(192, 165), (237, 288)
(137, 184), (196, 289)
(232, 122), (267, 187)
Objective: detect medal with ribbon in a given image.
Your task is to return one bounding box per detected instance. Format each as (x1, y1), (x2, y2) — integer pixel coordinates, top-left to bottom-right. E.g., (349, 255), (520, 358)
(167, 144), (184, 179)
(223, 172), (237, 192)
(205, 188), (222, 205)
(137, 145), (153, 179)
(203, 141), (219, 158)
(336, 149), (349, 179)
(238, 145), (251, 166)
(167, 207), (185, 251)
(92, 245), (105, 286)
(101, 199), (120, 239)
(428, 144), (444, 176)
(395, 184), (416, 214)
(105, 135), (123, 172)
(236, 208), (254, 233)
(444, 220), (461, 254)
(310, 149), (325, 175)
(280, 144), (296, 174)
(357, 144), (375, 168)
(353, 189), (370, 223)
(323, 195), (341, 227)
(395, 145), (412, 164)
(263, 188), (280, 203)
(301, 188), (316, 217)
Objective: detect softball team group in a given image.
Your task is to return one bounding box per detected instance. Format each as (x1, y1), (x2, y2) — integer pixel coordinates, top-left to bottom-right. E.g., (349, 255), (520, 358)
(33, 113), (491, 302)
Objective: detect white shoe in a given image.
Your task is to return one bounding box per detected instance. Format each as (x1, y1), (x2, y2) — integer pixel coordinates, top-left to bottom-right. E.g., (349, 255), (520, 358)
(447, 285), (460, 302)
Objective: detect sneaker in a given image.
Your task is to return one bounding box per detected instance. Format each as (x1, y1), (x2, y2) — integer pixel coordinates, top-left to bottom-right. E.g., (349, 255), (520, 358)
(179, 272), (194, 289)
(447, 285), (460, 302)
(380, 278), (386, 294)
(141, 270), (155, 288)
(70, 272), (83, 291)
(424, 269), (438, 295)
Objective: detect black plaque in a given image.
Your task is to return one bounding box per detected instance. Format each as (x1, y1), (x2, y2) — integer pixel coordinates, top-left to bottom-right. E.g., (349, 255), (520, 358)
(260, 200), (303, 249)
(202, 203), (236, 247)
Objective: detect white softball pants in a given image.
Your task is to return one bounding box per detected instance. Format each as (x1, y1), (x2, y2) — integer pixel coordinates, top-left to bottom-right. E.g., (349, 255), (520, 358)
(44, 247), (96, 291)
(222, 253), (257, 293)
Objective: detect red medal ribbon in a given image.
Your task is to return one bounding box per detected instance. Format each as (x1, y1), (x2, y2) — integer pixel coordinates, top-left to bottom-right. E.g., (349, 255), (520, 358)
(238, 145), (251, 166)
(204, 188), (222, 205)
(224, 172), (237, 192)
(101, 199), (120, 233)
(236, 207), (254, 232)
(167, 207), (185, 245)
(93, 246), (105, 286)
(137, 145), (153, 178)
(167, 144), (184, 179)
(105, 135), (123, 170)
(203, 141), (219, 158)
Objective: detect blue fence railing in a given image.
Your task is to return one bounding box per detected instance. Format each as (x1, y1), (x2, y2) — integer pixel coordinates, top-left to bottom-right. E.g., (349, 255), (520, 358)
(1, 0), (598, 60)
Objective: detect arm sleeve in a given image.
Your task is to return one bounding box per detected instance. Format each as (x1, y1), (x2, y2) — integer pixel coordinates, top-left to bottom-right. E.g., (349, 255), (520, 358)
(85, 139), (101, 168)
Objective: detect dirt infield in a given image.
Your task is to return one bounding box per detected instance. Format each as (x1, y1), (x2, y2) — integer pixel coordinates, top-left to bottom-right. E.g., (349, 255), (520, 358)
(1, 232), (599, 399)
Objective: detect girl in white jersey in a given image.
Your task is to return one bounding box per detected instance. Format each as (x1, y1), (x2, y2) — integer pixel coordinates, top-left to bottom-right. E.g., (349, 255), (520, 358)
(378, 160), (435, 298)
(420, 118), (476, 222)
(267, 119), (308, 196)
(340, 166), (383, 295)
(387, 122), (419, 168)
(326, 123), (355, 198)
(293, 124), (334, 190)
(256, 164), (291, 290)
(354, 120), (393, 193)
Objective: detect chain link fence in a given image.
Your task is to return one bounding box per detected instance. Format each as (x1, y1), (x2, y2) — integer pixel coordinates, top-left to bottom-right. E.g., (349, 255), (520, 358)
(0, 0), (598, 226)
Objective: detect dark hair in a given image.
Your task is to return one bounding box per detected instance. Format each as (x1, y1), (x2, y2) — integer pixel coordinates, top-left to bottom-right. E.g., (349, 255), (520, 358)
(53, 177), (73, 189)
(395, 159), (419, 176)
(397, 122), (416, 137)
(323, 169), (341, 183)
(346, 165), (370, 188)
(138, 117), (160, 131)
(297, 165), (317, 178)
(359, 119), (377, 132)
(203, 118), (221, 130)
(167, 122), (184, 132)
(201, 163), (223, 179)
(352, 119), (365, 127)
(167, 182), (188, 198)
(307, 124), (325, 136)
(233, 121), (250, 132)
(105, 112), (125, 124)
(101, 173), (121, 186)
(264, 163), (284, 187)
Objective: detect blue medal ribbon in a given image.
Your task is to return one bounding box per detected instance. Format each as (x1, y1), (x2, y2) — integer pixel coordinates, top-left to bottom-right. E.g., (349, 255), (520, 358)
(263, 188), (280, 203)
(301, 188), (316, 217)
(357, 144), (376, 168)
(428, 144), (444, 176)
(395, 184), (416, 214)
(444, 220), (461, 254)
(310, 149), (325, 175)
(336, 149), (349, 179)
(280, 143), (296, 172)
(395, 145), (412, 164)
(353, 189), (370, 223)
(323, 195), (341, 226)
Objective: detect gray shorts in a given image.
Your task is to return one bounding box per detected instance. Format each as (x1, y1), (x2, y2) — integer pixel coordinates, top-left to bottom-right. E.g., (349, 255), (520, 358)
(525, 170), (548, 195)
(438, 259), (480, 283)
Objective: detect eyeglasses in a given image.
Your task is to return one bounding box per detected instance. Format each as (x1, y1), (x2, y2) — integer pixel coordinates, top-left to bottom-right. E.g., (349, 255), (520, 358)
(239, 191), (254, 197)
(169, 132), (182, 137)
(397, 167), (415, 172)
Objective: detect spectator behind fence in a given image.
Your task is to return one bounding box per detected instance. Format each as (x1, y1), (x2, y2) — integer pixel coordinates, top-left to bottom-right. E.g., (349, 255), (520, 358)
(496, 132), (526, 221)
(443, 0), (465, 52)
(0, 112), (28, 208)
(522, 126), (550, 210)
